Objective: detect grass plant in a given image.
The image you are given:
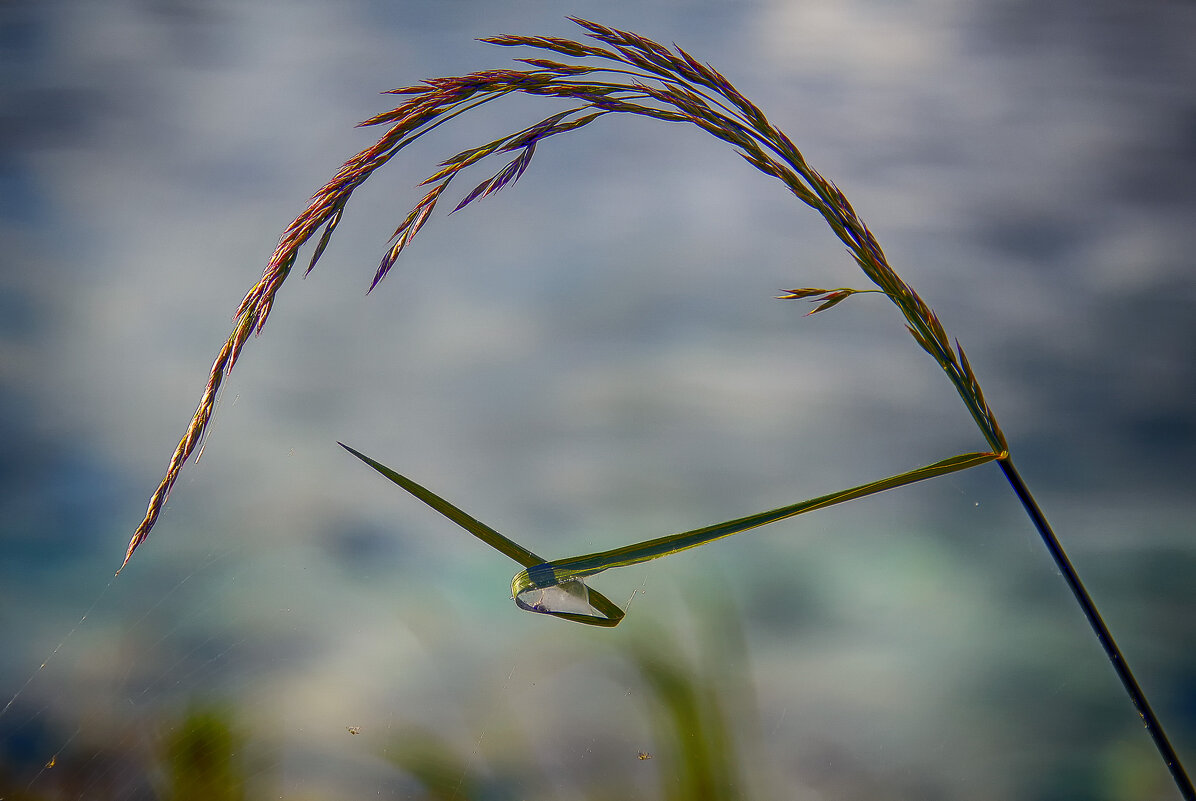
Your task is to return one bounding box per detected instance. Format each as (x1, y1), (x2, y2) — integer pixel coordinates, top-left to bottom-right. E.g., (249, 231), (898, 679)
(121, 18), (1192, 797)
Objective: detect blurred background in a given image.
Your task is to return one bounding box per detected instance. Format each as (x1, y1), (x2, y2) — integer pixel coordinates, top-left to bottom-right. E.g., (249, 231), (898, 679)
(2, 0), (1194, 798)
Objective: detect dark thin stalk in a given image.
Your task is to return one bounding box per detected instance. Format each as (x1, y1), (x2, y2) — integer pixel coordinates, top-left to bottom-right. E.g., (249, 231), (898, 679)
(997, 457), (1194, 800)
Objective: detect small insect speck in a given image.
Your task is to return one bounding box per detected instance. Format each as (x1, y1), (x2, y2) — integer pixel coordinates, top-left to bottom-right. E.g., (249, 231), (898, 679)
(637, 751), (652, 760)
(346, 726), (361, 735)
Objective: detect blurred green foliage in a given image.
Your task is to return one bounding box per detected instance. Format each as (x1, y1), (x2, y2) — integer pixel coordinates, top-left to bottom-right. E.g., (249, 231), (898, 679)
(162, 705), (245, 801)
(1, 599), (1182, 800)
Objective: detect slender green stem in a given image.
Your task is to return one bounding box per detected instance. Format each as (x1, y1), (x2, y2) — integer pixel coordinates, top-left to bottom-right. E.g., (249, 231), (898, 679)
(997, 457), (1193, 799)
(528, 451), (999, 581)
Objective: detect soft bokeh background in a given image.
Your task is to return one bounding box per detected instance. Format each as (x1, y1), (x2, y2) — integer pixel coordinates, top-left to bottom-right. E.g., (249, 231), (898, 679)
(2, 0), (1194, 798)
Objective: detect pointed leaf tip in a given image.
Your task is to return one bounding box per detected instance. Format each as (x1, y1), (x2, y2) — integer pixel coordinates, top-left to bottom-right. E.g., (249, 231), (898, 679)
(776, 287), (828, 300)
(807, 291), (851, 315)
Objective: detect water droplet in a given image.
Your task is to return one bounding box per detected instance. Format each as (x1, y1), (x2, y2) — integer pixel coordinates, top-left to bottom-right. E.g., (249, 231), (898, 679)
(517, 578), (596, 616)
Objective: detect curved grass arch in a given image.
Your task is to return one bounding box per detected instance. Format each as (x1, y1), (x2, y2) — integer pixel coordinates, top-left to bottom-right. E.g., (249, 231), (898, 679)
(120, 18), (1192, 796)
(122, 19), (1006, 571)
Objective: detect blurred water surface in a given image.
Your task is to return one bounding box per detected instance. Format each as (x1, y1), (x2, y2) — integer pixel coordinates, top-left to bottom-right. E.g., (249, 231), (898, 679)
(2, 0), (1194, 798)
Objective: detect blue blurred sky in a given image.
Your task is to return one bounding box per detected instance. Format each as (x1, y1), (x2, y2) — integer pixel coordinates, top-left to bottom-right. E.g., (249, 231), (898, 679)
(2, 1), (1194, 798)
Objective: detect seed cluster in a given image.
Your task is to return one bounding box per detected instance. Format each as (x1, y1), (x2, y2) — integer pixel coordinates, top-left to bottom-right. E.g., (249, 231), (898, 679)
(122, 17), (1006, 570)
